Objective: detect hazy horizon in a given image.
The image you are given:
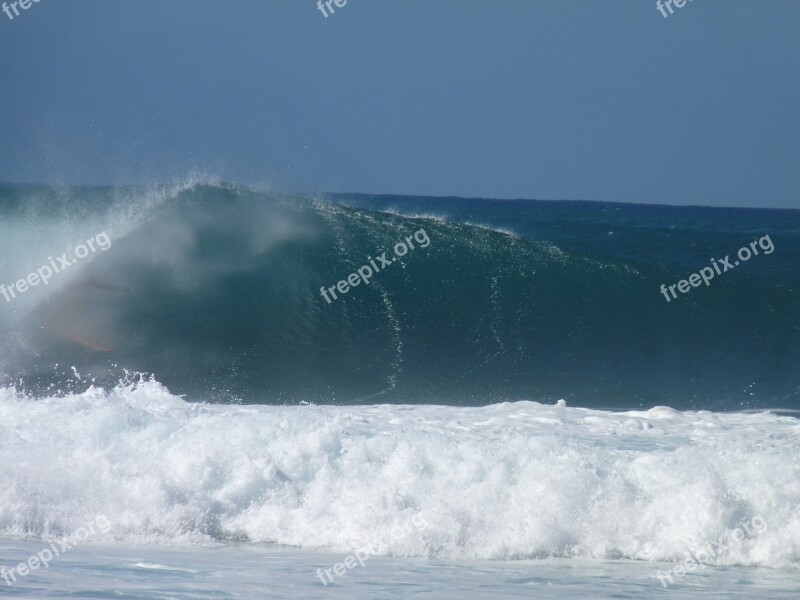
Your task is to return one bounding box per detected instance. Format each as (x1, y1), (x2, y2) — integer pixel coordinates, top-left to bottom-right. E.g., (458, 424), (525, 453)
(1, 180), (797, 212)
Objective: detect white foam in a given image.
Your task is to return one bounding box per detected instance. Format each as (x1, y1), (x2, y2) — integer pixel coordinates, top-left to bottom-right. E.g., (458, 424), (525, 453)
(1, 379), (798, 569)
(463, 220), (519, 238)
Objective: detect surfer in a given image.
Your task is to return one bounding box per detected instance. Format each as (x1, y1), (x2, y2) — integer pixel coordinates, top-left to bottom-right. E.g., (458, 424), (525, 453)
(39, 276), (129, 352)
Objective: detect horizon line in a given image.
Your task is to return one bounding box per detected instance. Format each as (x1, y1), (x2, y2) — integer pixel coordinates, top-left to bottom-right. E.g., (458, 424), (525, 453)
(0, 181), (796, 212)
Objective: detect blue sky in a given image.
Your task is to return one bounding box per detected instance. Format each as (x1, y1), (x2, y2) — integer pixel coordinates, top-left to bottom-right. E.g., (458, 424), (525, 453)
(0, 0), (797, 208)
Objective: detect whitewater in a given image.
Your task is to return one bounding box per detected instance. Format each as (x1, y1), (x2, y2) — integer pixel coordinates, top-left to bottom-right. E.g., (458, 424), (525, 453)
(1, 378), (799, 597)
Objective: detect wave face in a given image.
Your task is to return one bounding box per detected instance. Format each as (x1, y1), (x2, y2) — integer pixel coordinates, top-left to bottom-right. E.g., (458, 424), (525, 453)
(0, 182), (799, 409)
(0, 380), (798, 568)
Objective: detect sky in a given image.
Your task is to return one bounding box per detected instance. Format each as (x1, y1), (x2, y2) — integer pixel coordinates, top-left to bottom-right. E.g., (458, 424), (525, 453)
(0, 0), (798, 208)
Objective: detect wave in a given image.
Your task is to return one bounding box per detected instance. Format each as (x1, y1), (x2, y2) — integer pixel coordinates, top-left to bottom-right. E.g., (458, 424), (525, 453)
(0, 183), (798, 409)
(0, 378), (798, 568)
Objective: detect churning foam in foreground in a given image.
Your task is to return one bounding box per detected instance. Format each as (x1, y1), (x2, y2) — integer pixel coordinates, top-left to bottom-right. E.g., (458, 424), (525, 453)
(1, 379), (799, 569)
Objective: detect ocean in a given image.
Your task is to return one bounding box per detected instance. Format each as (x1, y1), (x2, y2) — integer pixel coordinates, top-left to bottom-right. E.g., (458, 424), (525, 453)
(1, 181), (799, 598)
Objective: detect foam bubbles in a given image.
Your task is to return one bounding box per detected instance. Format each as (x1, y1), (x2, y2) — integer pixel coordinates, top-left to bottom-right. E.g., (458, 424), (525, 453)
(0, 379), (798, 568)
